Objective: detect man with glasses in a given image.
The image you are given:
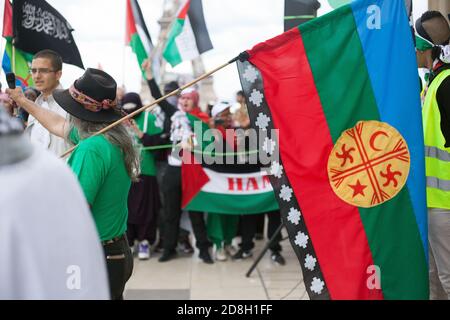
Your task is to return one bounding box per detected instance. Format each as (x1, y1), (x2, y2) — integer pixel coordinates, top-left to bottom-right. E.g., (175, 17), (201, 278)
(26, 49), (67, 155)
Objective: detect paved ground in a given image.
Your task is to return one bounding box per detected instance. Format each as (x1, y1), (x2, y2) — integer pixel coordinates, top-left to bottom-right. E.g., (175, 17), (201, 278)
(124, 229), (308, 300)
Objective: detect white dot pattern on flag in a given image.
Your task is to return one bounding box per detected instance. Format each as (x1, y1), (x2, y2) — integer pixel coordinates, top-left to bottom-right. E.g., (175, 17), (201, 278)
(255, 113), (270, 131)
(243, 65), (259, 83)
(287, 207), (301, 225)
(311, 277), (325, 295)
(237, 59), (329, 300)
(270, 161), (283, 179)
(262, 137), (276, 155)
(305, 254), (317, 271)
(279, 185), (293, 202)
(294, 231), (309, 249)
(249, 89), (264, 107)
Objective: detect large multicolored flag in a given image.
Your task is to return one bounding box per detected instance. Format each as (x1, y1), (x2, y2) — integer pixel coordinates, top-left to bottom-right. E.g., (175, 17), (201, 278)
(125, 0), (153, 71)
(163, 0), (213, 67)
(238, 0), (428, 300)
(2, 0), (33, 88)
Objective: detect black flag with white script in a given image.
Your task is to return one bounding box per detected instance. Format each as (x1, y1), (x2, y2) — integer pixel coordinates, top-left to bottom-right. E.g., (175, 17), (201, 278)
(13, 0), (84, 69)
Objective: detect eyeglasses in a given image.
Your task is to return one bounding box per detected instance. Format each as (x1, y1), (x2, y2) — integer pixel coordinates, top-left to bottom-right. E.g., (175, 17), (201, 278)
(29, 68), (57, 75)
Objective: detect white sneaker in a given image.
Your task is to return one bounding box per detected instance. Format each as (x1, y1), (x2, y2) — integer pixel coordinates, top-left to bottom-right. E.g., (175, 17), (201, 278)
(224, 244), (237, 257)
(138, 240), (150, 260)
(215, 247), (228, 261)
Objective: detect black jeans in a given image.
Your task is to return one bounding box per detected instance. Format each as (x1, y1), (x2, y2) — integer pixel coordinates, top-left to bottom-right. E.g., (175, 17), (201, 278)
(161, 165), (210, 252)
(189, 211), (212, 251)
(103, 236), (133, 300)
(239, 211), (282, 252)
(156, 161), (167, 246)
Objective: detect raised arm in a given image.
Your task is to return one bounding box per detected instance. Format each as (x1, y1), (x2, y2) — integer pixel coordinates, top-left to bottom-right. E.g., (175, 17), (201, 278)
(7, 87), (68, 138)
(141, 59), (177, 116)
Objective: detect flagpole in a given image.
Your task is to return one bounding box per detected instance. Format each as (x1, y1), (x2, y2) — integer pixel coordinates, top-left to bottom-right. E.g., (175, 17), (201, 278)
(60, 55), (242, 158)
(11, 40), (15, 74)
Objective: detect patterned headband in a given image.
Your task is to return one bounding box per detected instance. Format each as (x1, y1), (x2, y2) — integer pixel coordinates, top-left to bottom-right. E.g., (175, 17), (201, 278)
(69, 85), (117, 113)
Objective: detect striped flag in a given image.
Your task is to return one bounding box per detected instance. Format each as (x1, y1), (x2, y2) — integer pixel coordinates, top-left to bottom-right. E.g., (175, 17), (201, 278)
(163, 0), (213, 67)
(182, 161), (279, 215)
(238, 0), (428, 299)
(126, 0), (153, 70)
(2, 0), (33, 88)
(181, 112), (278, 214)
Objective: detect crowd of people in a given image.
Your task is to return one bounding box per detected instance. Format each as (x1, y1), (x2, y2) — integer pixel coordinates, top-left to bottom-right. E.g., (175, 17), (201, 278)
(0, 49), (285, 299)
(0, 10), (449, 300)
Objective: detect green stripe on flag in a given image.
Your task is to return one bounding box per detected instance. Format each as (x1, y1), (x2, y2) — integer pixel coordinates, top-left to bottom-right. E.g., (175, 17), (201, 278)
(163, 19), (184, 67)
(299, 6), (380, 141)
(185, 191), (279, 215)
(4, 41), (34, 87)
(299, 5), (428, 299)
(130, 33), (148, 73)
(187, 113), (215, 154)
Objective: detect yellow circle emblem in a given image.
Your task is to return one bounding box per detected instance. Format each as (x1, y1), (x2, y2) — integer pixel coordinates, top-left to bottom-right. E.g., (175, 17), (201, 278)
(327, 121), (410, 208)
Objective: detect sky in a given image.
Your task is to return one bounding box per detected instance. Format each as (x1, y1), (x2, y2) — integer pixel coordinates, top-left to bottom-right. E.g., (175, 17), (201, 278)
(0, 0), (428, 101)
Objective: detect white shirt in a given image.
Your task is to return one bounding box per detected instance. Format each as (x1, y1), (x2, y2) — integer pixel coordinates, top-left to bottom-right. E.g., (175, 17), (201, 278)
(168, 110), (192, 167)
(26, 84), (68, 156)
(0, 147), (110, 300)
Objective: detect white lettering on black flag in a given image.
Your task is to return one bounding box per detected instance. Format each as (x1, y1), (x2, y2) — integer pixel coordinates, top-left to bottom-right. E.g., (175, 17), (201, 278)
(13, 0), (84, 69)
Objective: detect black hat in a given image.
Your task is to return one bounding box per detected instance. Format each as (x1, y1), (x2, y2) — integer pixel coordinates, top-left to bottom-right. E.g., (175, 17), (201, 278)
(164, 81), (179, 94)
(121, 92), (143, 115)
(53, 68), (121, 123)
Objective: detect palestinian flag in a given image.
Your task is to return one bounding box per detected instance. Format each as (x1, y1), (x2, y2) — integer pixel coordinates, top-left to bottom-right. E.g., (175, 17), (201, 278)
(238, 0), (428, 300)
(126, 0), (153, 70)
(2, 0), (33, 88)
(163, 0), (213, 67)
(181, 113), (278, 214)
(182, 162), (279, 214)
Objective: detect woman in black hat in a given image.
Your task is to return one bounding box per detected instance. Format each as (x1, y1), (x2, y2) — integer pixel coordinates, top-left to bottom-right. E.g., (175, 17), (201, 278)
(7, 68), (138, 300)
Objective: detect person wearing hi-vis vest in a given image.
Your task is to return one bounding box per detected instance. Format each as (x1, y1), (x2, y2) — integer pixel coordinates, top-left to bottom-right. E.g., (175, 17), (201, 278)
(415, 11), (450, 300)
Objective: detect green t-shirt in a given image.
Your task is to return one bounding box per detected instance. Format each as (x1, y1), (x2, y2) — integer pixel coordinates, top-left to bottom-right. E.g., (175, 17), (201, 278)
(67, 129), (131, 241)
(135, 111), (163, 176)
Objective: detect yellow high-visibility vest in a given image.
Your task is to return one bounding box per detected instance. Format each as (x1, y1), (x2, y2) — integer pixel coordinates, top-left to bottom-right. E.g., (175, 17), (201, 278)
(422, 69), (450, 209)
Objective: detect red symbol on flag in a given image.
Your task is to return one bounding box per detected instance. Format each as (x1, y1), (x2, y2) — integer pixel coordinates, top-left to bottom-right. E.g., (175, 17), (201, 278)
(328, 121), (410, 208)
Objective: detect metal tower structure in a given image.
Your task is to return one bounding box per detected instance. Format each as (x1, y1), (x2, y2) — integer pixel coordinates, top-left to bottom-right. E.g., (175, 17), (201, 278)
(140, 0), (216, 109)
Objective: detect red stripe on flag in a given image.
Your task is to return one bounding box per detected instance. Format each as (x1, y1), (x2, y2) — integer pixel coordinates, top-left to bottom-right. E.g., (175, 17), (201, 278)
(248, 28), (383, 299)
(178, 0), (191, 20)
(125, 0), (137, 44)
(2, 0), (13, 38)
(181, 152), (210, 209)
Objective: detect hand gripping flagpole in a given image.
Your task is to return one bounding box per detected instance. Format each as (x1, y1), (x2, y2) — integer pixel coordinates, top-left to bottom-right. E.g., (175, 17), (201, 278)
(60, 53), (249, 159)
